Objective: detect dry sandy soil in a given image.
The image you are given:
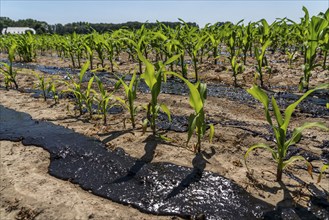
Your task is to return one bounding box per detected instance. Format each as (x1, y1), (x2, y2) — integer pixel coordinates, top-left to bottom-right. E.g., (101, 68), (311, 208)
(0, 52), (328, 219)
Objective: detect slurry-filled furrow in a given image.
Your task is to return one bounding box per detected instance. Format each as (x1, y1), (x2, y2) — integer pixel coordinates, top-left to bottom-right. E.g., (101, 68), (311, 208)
(1, 105), (329, 219)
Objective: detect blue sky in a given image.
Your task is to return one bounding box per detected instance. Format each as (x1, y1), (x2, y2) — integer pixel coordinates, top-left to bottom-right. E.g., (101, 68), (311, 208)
(1, 0), (328, 27)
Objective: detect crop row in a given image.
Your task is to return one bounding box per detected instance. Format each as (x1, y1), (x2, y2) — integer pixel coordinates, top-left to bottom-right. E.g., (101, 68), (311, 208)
(1, 7), (328, 91)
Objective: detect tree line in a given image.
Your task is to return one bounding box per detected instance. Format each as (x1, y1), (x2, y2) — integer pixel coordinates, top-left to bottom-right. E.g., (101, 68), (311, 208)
(0, 17), (198, 35)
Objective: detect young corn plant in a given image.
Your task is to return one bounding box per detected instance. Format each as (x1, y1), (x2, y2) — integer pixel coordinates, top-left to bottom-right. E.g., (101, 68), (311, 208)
(48, 81), (59, 105)
(94, 75), (118, 125)
(245, 84), (329, 182)
(254, 19), (272, 87)
(64, 61), (90, 115)
(168, 72), (214, 153)
(115, 71), (139, 129)
(187, 34), (208, 82)
(0, 43), (18, 90)
(230, 55), (244, 87)
(299, 8), (329, 91)
(104, 35), (118, 73)
(241, 22), (256, 65)
(286, 50), (298, 68)
(34, 73), (49, 101)
(223, 22), (245, 87)
(138, 51), (179, 135)
(254, 39), (271, 87)
(82, 75), (96, 119)
(205, 24), (222, 65)
(93, 33), (106, 69)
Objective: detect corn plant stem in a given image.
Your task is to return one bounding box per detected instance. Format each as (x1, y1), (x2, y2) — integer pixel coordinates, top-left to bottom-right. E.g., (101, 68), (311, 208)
(213, 48), (218, 65)
(9, 64), (18, 90)
(234, 74), (238, 87)
(151, 103), (156, 135)
(180, 55), (187, 78)
(138, 60), (142, 74)
(70, 53), (75, 68)
(193, 58), (198, 82)
(89, 55), (93, 70)
(43, 90), (47, 101)
(277, 158), (284, 181)
(129, 100), (135, 129)
(197, 132), (201, 153)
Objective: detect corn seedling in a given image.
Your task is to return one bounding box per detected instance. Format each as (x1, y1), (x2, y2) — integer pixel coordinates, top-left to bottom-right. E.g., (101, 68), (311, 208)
(115, 71), (139, 129)
(48, 81), (59, 104)
(205, 24), (222, 65)
(64, 61), (90, 115)
(245, 84), (329, 182)
(168, 72), (214, 153)
(93, 33), (106, 69)
(286, 50), (298, 68)
(138, 50), (179, 135)
(179, 20), (207, 82)
(34, 73), (49, 101)
(223, 21), (245, 87)
(0, 43), (18, 90)
(94, 75), (118, 125)
(82, 75), (96, 119)
(241, 22), (256, 65)
(230, 55), (245, 87)
(299, 7), (329, 91)
(254, 19), (272, 87)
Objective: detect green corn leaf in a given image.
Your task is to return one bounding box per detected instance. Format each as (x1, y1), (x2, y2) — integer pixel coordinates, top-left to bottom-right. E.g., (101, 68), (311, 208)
(209, 124), (214, 143)
(282, 155), (313, 179)
(79, 61), (90, 83)
(188, 83), (203, 113)
(160, 103), (171, 122)
(117, 76), (130, 97)
(261, 39), (272, 54)
(164, 54), (181, 66)
(302, 6), (310, 23)
(8, 43), (17, 63)
(175, 74), (203, 113)
(129, 71), (137, 92)
(115, 96), (129, 109)
(271, 96), (283, 126)
(247, 85), (269, 110)
(281, 84), (329, 131)
(151, 73), (162, 105)
(198, 83), (207, 103)
(285, 122), (328, 147)
(86, 76), (94, 97)
(247, 85), (272, 125)
(167, 72), (203, 113)
(137, 50), (156, 90)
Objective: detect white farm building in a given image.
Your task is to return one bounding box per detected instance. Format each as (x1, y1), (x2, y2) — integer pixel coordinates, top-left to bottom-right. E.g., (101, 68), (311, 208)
(2, 27), (36, 35)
